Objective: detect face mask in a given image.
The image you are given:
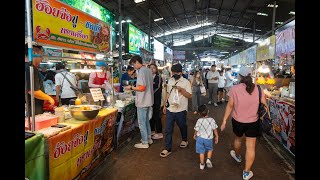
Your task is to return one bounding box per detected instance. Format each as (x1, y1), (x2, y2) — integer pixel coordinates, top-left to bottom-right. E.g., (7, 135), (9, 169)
(96, 66), (101, 70)
(172, 74), (181, 80)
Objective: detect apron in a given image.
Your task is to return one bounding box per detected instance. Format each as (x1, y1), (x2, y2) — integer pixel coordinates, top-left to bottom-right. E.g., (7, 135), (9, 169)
(93, 72), (108, 85)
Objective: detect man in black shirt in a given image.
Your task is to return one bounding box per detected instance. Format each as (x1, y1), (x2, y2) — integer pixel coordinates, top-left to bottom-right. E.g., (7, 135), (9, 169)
(25, 44), (55, 115)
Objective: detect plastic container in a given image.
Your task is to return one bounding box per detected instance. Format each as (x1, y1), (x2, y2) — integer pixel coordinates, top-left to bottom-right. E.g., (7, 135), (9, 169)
(25, 114), (58, 131)
(54, 108), (65, 123)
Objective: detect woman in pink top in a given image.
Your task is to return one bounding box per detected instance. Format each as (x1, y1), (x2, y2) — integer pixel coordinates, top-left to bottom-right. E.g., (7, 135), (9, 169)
(220, 66), (268, 180)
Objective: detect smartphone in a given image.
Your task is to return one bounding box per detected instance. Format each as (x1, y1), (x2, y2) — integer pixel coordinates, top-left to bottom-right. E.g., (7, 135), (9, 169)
(51, 124), (67, 128)
(25, 132), (36, 139)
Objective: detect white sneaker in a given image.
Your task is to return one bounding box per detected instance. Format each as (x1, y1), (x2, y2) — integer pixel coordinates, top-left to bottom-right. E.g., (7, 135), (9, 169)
(140, 139), (153, 145)
(230, 150), (242, 162)
(206, 159), (213, 168)
(200, 163), (205, 170)
(214, 103), (218, 107)
(134, 143), (149, 149)
(243, 170), (253, 180)
(208, 101), (212, 105)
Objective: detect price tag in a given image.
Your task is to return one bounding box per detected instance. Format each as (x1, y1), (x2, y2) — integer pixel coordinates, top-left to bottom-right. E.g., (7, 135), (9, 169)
(89, 88), (105, 102)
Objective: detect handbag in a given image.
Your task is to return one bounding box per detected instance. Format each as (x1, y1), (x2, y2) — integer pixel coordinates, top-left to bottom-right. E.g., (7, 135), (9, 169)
(200, 85), (206, 96)
(61, 72), (83, 97)
(257, 85), (272, 134)
(165, 81), (179, 108)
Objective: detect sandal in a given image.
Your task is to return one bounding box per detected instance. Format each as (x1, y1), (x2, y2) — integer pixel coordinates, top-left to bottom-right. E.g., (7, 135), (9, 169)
(180, 141), (188, 148)
(152, 133), (163, 140)
(160, 149), (172, 158)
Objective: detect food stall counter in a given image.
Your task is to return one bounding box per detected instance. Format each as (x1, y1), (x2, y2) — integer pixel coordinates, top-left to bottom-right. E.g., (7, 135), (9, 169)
(25, 132), (47, 180)
(30, 108), (118, 180)
(266, 95), (295, 156)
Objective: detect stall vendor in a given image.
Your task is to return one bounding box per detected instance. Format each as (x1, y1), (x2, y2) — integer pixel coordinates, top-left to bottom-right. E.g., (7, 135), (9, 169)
(89, 61), (111, 91)
(120, 65), (135, 92)
(25, 44), (55, 115)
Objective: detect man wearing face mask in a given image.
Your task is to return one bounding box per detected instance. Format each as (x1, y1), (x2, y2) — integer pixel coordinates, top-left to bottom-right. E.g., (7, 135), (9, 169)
(206, 65), (219, 107)
(160, 63), (192, 158)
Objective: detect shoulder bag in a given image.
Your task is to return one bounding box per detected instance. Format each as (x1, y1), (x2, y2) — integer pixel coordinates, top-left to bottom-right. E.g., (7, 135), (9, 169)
(257, 85), (272, 134)
(61, 72), (83, 97)
(165, 81), (179, 108)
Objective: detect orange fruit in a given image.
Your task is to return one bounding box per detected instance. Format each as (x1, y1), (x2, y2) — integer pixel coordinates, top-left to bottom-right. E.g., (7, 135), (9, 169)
(75, 98), (82, 105)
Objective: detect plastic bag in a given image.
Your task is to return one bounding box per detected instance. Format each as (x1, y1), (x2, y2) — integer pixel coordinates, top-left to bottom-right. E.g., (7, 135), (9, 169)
(200, 85), (206, 96)
(171, 89), (180, 106)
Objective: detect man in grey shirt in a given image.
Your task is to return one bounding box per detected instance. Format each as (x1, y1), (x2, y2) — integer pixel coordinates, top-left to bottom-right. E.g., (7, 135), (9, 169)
(206, 65), (219, 107)
(124, 55), (154, 148)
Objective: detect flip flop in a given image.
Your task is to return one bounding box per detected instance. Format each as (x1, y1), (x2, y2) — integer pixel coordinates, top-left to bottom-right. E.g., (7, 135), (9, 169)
(160, 149), (171, 158)
(180, 141), (188, 148)
(152, 133), (163, 140)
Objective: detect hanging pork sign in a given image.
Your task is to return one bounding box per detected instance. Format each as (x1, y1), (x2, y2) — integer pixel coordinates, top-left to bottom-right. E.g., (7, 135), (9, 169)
(32, 0), (111, 53)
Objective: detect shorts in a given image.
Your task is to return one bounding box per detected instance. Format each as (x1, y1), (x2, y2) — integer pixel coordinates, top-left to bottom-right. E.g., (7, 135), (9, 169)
(217, 88), (224, 92)
(232, 118), (261, 137)
(196, 137), (213, 154)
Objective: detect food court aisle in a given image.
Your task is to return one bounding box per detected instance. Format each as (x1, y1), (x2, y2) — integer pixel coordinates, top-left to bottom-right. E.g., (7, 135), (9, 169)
(85, 100), (294, 180)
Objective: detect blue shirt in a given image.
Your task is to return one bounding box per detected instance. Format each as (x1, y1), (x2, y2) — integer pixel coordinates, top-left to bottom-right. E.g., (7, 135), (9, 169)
(120, 72), (131, 92)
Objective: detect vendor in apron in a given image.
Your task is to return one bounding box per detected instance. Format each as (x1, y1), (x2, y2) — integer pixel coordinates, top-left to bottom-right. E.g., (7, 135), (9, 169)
(89, 61), (112, 92)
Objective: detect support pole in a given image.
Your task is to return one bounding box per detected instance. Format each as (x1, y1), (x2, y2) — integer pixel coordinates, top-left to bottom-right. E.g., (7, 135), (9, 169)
(253, 20), (256, 43)
(118, 0), (122, 80)
(272, 1), (277, 35)
(26, 0), (36, 132)
(148, 8), (151, 51)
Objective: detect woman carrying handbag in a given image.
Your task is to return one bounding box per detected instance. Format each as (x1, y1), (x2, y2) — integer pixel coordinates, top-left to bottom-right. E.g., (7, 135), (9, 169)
(191, 70), (205, 114)
(220, 66), (270, 180)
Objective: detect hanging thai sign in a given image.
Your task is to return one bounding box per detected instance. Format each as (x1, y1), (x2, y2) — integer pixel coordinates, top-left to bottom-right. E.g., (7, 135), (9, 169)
(173, 51), (186, 60)
(239, 51), (246, 64)
(246, 45), (257, 64)
(44, 48), (62, 57)
(276, 26), (295, 58)
(128, 24), (150, 55)
(256, 35), (276, 61)
(32, 0), (111, 53)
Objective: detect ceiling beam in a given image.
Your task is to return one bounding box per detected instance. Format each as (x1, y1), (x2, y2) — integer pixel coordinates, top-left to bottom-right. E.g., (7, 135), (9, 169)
(243, 0), (270, 32)
(149, 0), (173, 30)
(234, 0), (255, 26)
(226, 0), (240, 24)
(165, 0), (181, 27)
(206, 0), (211, 21)
(180, 0), (189, 26)
(216, 0), (225, 23)
(172, 46), (244, 51)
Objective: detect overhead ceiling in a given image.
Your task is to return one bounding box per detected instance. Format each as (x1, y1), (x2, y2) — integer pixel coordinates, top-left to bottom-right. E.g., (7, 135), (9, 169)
(95, 0), (295, 59)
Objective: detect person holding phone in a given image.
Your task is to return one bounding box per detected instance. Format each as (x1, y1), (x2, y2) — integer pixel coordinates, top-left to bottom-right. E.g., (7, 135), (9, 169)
(160, 63), (192, 158)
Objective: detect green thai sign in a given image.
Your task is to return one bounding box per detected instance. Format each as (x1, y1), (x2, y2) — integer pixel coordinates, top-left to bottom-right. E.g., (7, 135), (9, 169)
(128, 24), (150, 55)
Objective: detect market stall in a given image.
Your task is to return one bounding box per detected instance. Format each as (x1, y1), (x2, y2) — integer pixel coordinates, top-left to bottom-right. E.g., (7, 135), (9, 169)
(25, 0), (124, 179)
(115, 99), (138, 147)
(25, 108), (118, 180)
(254, 21), (295, 156)
(267, 95), (295, 156)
